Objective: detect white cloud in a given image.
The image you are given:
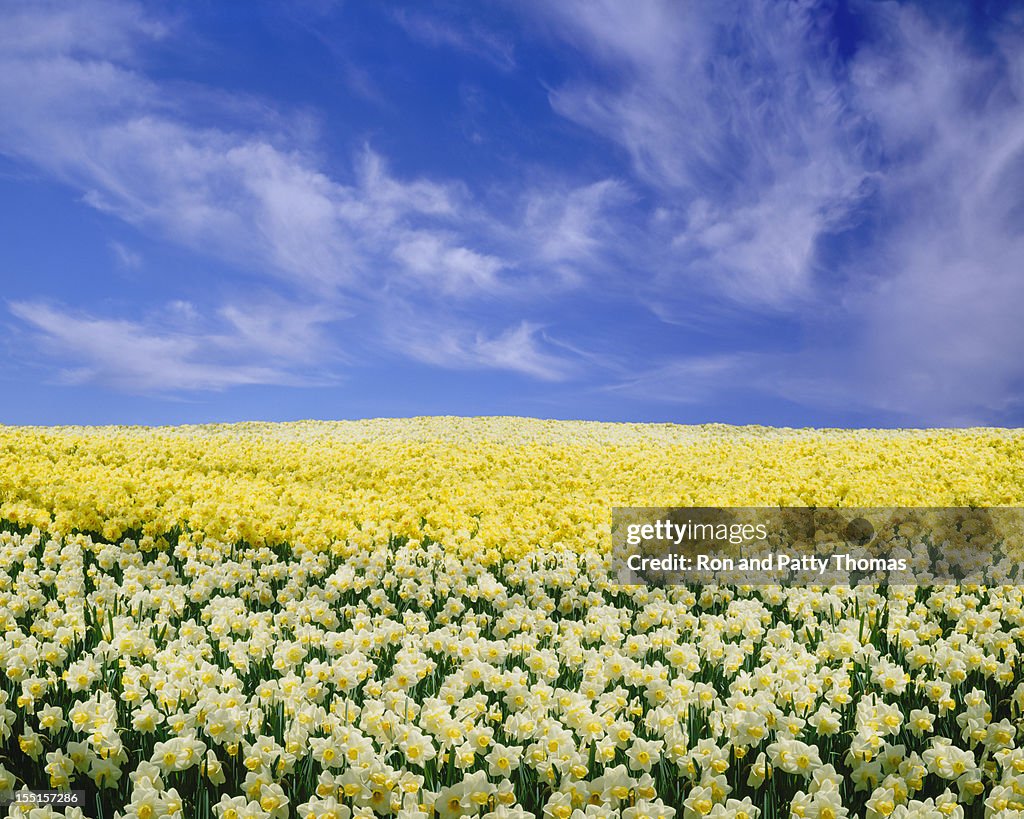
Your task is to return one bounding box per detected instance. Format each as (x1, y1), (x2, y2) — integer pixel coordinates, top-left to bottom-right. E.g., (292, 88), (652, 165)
(534, 1), (1024, 421)
(9, 0), (1023, 420)
(603, 353), (756, 405)
(391, 9), (516, 72)
(0, 1), (585, 390)
(470, 323), (568, 381)
(0, 3), (510, 302)
(840, 5), (1024, 420)
(9, 301), (323, 392)
(353, 147), (459, 220)
(522, 179), (630, 272)
(392, 231), (506, 295)
(396, 319), (572, 382)
(217, 299), (343, 363)
(535, 0), (872, 309)
(109, 240), (141, 270)
(0, 0), (168, 60)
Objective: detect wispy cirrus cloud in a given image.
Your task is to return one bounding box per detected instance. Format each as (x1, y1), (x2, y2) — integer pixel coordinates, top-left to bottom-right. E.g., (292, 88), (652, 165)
(108, 240), (142, 271)
(396, 318), (572, 382)
(0, 0), (606, 392)
(8, 300), (333, 392)
(4, 0), (1023, 423)
(391, 9), (516, 72)
(519, 179), (632, 285)
(535, 0), (874, 311)
(529, 0), (1024, 421)
(841, 4), (1024, 421)
(0, 0), (168, 60)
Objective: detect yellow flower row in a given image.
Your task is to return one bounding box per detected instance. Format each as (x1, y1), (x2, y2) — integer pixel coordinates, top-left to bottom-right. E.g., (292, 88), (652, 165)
(2, 418), (1023, 559)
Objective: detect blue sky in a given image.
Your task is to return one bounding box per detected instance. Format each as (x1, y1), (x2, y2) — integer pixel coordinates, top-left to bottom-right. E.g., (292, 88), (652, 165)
(2, 0), (1023, 427)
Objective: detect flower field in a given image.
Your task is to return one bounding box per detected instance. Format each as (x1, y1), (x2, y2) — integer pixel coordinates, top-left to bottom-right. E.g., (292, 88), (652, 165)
(3, 417), (1024, 819)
